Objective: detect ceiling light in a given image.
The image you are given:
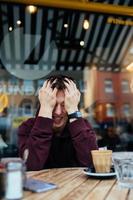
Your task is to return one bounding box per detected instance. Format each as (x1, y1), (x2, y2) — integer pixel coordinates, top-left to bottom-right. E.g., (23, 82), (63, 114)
(80, 41), (84, 46)
(26, 5), (37, 14)
(17, 20), (21, 25)
(9, 27), (13, 31)
(126, 62), (133, 71)
(83, 20), (89, 30)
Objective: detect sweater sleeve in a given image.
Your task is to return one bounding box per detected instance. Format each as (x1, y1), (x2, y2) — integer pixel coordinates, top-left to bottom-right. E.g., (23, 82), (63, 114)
(18, 117), (53, 171)
(68, 118), (98, 167)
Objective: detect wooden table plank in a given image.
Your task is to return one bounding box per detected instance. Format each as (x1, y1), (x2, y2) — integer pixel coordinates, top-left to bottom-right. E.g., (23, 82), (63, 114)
(105, 182), (129, 200)
(83, 179), (116, 200)
(27, 168), (69, 179)
(62, 176), (100, 200)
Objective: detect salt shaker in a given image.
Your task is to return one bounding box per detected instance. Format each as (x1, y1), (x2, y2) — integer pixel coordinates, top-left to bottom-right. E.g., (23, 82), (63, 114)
(5, 161), (24, 200)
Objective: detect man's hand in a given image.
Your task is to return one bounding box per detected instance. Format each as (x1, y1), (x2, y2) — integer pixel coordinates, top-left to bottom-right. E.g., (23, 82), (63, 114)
(64, 79), (81, 114)
(38, 80), (57, 118)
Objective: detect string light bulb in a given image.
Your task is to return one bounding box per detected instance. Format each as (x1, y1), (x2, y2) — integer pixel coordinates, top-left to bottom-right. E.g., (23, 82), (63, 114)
(17, 20), (21, 25)
(80, 41), (84, 46)
(64, 24), (68, 28)
(83, 19), (89, 29)
(26, 5), (37, 14)
(9, 27), (13, 31)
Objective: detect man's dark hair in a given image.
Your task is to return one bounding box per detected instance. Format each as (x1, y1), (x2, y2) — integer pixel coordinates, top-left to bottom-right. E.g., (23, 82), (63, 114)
(47, 75), (76, 90)
(35, 75), (76, 117)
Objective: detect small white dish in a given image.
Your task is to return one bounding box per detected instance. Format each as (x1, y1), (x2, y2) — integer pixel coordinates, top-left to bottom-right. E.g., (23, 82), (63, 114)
(83, 167), (116, 178)
(83, 170), (116, 177)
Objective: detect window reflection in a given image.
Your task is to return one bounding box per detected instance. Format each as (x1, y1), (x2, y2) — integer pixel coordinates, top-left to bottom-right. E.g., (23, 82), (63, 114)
(121, 80), (130, 93)
(0, 1), (133, 158)
(104, 79), (113, 93)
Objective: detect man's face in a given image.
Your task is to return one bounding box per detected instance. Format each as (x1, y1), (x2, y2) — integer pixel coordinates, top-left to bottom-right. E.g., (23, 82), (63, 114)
(52, 90), (68, 132)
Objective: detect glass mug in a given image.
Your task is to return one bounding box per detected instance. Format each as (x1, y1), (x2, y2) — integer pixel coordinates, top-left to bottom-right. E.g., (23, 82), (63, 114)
(112, 152), (133, 188)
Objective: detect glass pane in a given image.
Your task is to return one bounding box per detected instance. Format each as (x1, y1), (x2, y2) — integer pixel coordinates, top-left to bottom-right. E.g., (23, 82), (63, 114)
(0, 1), (133, 159)
(104, 80), (113, 93)
(121, 80), (130, 93)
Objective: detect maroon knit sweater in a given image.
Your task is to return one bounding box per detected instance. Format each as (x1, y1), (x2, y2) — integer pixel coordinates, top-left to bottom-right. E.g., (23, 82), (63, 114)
(18, 117), (98, 171)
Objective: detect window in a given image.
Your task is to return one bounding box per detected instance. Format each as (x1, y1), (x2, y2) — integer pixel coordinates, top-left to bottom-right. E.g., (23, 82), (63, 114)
(23, 103), (32, 115)
(22, 80), (34, 95)
(20, 99), (34, 116)
(0, 0), (133, 157)
(106, 104), (115, 117)
(104, 79), (113, 93)
(121, 80), (130, 93)
(122, 104), (131, 116)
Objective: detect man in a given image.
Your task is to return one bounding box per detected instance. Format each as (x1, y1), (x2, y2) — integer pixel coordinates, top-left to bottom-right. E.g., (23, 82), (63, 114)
(18, 75), (98, 170)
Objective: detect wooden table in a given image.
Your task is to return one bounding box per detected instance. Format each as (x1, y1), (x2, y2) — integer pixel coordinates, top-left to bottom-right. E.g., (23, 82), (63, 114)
(23, 168), (133, 200)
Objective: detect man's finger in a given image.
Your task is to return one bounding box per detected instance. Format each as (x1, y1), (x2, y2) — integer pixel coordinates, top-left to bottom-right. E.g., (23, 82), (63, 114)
(64, 79), (77, 92)
(52, 87), (58, 96)
(43, 80), (49, 88)
(64, 81), (71, 92)
(64, 88), (69, 95)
